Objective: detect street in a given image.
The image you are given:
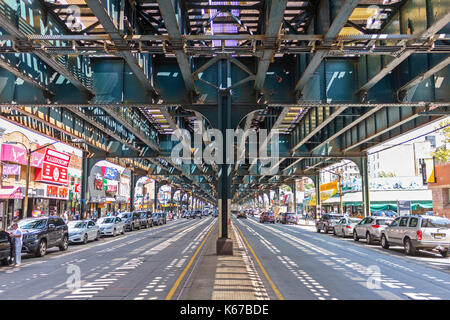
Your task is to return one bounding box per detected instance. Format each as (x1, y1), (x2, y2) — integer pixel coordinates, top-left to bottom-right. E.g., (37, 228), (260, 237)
(0, 217), (216, 300)
(1, 215), (449, 300)
(233, 216), (450, 300)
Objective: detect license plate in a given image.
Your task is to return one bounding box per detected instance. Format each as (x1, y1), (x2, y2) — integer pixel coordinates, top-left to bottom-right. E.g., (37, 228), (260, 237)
(433, 233), (445, 239)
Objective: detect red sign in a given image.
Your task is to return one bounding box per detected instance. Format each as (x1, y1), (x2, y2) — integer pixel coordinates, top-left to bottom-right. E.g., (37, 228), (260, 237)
(106, 185), (117, 192)
(74, 184), (81, 193)
(43, 149), (71, 168)
(35, 163), (69, 185)
(45, 185), (69, 199)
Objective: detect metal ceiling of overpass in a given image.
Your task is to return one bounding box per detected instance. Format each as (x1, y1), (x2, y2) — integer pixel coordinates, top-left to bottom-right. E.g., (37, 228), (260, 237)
(0, 0), (448, 205)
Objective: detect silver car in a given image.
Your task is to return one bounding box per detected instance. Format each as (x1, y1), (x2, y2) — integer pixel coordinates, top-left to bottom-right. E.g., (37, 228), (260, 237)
(334, 217), (362, 237)
(98, 216), (125, 237)
(68, 220), (100, 244)
(380, 215), (450, 257)
(353, 216), (393, 245)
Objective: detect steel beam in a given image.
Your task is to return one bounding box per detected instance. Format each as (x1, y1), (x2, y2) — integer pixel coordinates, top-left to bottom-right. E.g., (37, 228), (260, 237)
(84, 0), (157, 96)
(254, 0), (288, 90)
(398, 55), (450, 101)
(294, 0), (360, 93)
(157, 0), (197, 93)
(357, 11), (450, 95)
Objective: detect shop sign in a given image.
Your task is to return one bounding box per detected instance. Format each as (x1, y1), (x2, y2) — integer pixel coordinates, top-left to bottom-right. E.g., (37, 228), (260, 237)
(102, 166), (118, 180)
(36, 163), (69, 185)
(106, 185), (117, 192)
(74, 184), (81, 193)
(398, 200), (412, 216)
(35, 149), (71, 185)
(1, 144), (44, 167)
(94, 179), (104, 190)
(45, 185), (69, 200)
(2, 164), (21, 175)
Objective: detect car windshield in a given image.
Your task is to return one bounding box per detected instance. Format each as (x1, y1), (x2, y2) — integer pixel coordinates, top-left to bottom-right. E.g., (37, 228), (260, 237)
(119, 213), (130, 218)
(101, 218), (115, 224)
(19, 219), (47, 230)
(329, 215), (343, 220)
(349, 219), (361, 223)
(421, 218), (450, 228)
(140, 213), (147, 218)
(286, 213), (296, 216)
(68, 222), (86, 229)
(376, 219), (392, 225)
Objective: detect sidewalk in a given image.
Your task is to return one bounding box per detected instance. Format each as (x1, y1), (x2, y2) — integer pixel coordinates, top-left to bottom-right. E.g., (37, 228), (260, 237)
(178, 222), (268, 300)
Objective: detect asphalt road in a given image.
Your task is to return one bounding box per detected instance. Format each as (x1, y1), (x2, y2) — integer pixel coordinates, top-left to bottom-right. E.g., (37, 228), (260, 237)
(234, 215), (450, 300)
(0, 217), (216, 300)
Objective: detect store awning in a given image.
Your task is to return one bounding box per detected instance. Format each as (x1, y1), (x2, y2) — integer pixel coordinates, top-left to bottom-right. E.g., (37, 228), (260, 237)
(0, 187), (24, 199)
(322, 190), (433, 208)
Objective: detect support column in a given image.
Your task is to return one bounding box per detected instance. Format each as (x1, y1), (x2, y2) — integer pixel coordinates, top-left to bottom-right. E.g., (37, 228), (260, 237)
(81, 153), (93, 217)
(292, 182), (297, 214)
(217, 59), (233, 255)
(361, 156), (370, 217)
(315, 173), (321, 220)
(130, 173), (136, 212)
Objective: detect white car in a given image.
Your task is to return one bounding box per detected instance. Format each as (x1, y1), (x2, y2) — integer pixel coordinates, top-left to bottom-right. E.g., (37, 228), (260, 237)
(334, 217), (362, 237)
(98, 216), (125, 236)
(68, 220), (100, 244)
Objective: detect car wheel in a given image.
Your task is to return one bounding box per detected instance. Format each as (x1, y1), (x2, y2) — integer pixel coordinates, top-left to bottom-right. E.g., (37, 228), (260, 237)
(316, 227), (320, 233)
(404, 238), (417, 256)
(366, 232), (373, 245)
(59, 236), (69, 251)
(1, 257), (11, 266)
(36, 240), (47, 257)
(96, 231), (100, 241)
(130, 224), (134, 231)
(353, 231), (359, 242)
(83, 234), (88, 245)
(439, 249), (449, 258)
(381, 234), (389, 249)
(333, 228), (337, 236)
(113, 229), (117, 237)
(121, 228), (125, 235)
(323, 227), (328, 234)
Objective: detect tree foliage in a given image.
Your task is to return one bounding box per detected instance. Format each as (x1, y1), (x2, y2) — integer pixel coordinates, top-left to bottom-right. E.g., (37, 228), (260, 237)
(431, 120), (450, 163)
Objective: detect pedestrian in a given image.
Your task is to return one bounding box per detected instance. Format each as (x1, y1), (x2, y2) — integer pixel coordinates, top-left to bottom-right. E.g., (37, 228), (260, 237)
(63, 211), (69, 224)
(8, 222), (23, 267)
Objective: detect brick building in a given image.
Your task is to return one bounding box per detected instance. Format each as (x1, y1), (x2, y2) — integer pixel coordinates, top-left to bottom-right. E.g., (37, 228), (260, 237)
(428, 162), (450, 218)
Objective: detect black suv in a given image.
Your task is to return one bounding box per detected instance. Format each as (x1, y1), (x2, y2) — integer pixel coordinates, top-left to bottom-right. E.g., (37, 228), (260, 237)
(19, 216), (69, 257)
(138, 211), (153, 228)
(0, 230), (12, 265)
(316, 213), (344, 234)
(119, 212), (141, 231)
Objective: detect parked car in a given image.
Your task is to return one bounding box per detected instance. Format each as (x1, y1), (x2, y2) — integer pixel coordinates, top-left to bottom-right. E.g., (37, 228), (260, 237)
(138, 211), (153, 228)
(0, 230), (12, 265)
(119, 212), (141, 231)
(160, 212), (167, 224)
(192, 211), (202, 219)
(372, 210), (397, 218)
(212, 210), (218, 218)
(237, 211), (247, 219)
(97, 216), (125, 236)
(334, 217), (362, 237)
(353, 216), (393, 244)
(68, 220), (100, 244)
(277, 212), (298, 224)
(316, 214), (343, 233)
(18, 216), (69, 257)
(152, 212), (164, 226)
(260, 212), (275, 224)
(380, 215), (450, 257)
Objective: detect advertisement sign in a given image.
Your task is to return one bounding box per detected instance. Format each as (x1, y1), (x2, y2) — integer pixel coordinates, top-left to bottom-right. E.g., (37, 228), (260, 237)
(1, 144), (44, 167)
(94, 179), (103, 190)
(36, 162), (69, 185)
(341, 176), (425, 193)
(35, 148), (71, 185)
(45, 185), (69, 200)
(2, 164), (21, 175)
(309, 181), (338, 206)
(106, 185), (117, 192)
(43, 149), (71, 168)
(74, 184), (81, 193)
(420, 158), (436, 184)
(102, 166), (118, 180)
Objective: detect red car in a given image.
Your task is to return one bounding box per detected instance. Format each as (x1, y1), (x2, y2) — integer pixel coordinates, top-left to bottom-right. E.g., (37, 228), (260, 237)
(237, 211), (247, 219)
(260, 212), (275, 224)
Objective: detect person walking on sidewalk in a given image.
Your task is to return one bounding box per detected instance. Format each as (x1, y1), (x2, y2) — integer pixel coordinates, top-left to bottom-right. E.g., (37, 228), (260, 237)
(8, 223), (23, 267)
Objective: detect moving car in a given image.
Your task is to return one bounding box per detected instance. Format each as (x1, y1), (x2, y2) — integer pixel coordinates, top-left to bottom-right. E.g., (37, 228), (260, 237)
(333, 217), (362, 237)
(68, 220), (100, 244)
(277, 212), (298, 224)
(0, 230), (12, 265)
(316, 214), (343, 234)
(237, 211), (247, 219)
(260, 212), (275, 224)
(97, 216), (125, 236)
(380, 215), (450, 257)
(19, 216), (69, 257)
(353, 216), (393, 244)
(119, 212), (141, 231)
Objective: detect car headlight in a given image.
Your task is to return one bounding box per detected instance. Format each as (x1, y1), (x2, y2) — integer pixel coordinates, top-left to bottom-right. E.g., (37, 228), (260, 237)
(26, 233), (39, 240)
